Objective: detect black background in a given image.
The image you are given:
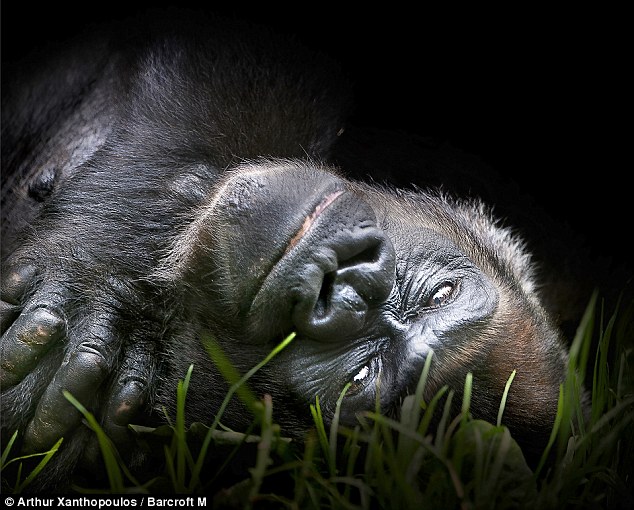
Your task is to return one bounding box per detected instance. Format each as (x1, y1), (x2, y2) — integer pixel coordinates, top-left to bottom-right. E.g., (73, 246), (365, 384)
(1, 3), (629, 271)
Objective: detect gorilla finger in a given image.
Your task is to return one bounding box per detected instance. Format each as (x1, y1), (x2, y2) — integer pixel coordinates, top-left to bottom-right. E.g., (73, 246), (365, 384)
(82, 378), (152, 468)
(1, 263), (38, 304)
(0, 300), (21, 334)
(1, 264), (39, 335)
(82, 338), (156, 468)
(0, 305), (65, 387)
(82, 383), (149, 469)
(23, 317), (119, 452)
(105, 373), (151, 439)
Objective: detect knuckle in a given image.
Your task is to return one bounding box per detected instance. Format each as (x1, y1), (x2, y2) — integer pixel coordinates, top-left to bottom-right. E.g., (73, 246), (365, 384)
(64, 310), (120, 376)
(0, 304), (66, 387)
(120, 373), (148, 391)
(68, 343), (110, 379)
(1, 264), (38, 304)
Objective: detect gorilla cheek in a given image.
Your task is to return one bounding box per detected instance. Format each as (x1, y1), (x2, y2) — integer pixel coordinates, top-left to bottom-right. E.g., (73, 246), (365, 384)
(399, 274), (500, 392)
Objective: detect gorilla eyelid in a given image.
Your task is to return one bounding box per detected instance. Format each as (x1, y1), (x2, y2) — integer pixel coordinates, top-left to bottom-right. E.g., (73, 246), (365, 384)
(425, 280), (459, 309)
(346, 355), (382, 397)
(353, 365), (369, 381)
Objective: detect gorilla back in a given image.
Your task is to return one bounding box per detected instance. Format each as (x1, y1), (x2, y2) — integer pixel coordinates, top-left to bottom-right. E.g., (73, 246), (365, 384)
(1, 11), (569, 491)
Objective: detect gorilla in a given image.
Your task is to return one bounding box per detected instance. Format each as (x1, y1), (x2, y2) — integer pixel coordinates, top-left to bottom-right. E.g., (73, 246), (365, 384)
(1, 11), (571, 491)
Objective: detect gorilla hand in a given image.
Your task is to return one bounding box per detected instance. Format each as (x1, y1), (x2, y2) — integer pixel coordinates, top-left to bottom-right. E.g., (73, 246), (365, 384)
(0, 255), (154, 462)
(0, 263), (64, 387)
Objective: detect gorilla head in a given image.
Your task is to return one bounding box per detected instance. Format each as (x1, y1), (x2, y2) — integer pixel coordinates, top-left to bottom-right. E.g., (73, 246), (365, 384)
(154, 159), (567, 463)
(0, 10), (571, 491)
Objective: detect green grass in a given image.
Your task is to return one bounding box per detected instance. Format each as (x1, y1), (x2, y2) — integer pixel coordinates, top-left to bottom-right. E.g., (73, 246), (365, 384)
(1, 293), (632, 509)
(0, 431), (63, 494)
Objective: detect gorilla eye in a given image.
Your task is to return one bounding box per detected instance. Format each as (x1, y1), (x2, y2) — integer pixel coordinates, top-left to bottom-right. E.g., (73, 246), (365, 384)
(346, 358), (381, 397)
(425, 281), (456, 308)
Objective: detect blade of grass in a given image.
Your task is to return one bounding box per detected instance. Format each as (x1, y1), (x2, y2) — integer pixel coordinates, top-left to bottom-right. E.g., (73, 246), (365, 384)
(418, 385), (448, 437)
(190, 332), (295, 490)
(534, 384), (564, 479)
(174, 364), (194, 492)
(294, 429), (317, 507)
(567, 291), (597, 384)
(248, 394), (275, 507)
(202, 335), (258, 412)
(205, 332), (295, 433)
(63, 391), (125, 492)
(461, 372), (473, 428)
(496, 370), (516, 427)
(592, 306), (612, 419)
(310, 395), (331, 469)
(451, 372), (473, 478)
(482, 426), (512, 500)
(11, 437), (63, 493)
(396, 352), (435, 467)
(435, 389), (454, 454)
(328, 382), (352, 477)
(343, 427), (362, 502)
(1, 430), (19, 468)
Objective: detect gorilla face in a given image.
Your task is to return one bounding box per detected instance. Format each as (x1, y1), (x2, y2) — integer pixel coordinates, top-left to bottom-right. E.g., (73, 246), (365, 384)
(156, 159), (566, 458)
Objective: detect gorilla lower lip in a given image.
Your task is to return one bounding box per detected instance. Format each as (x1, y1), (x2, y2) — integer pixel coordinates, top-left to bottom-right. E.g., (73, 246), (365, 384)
(285, 189), (345, 253)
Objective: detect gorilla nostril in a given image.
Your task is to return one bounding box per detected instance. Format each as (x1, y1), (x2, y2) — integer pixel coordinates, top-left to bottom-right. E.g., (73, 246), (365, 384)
(315, 271), (336, 318)
(338, 243), (381, 271)
(294, 227), (396, 342)
(316, 243), (380, 313)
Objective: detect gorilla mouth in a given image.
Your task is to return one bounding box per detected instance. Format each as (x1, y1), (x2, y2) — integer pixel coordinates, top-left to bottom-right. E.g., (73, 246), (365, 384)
(206, 163), (395, 350)
(285, 190), (346, 254)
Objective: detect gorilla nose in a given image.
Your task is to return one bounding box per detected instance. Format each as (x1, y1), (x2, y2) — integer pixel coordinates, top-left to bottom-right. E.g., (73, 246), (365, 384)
(288, 192), (396, 341)
(194, 161), (396, 344)
(244, 170), (396, 343)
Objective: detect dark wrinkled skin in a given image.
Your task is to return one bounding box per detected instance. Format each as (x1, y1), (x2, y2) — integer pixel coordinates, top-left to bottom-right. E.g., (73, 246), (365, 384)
(1, 12), (571, 492)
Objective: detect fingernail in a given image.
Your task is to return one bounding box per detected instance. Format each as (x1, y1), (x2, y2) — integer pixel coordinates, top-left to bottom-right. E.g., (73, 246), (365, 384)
(20, 308), (65, 347)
